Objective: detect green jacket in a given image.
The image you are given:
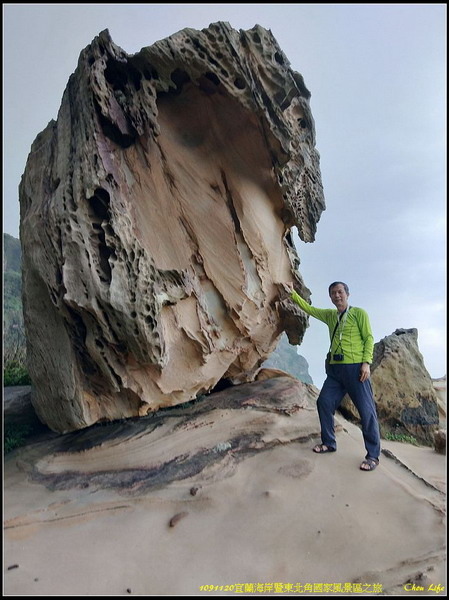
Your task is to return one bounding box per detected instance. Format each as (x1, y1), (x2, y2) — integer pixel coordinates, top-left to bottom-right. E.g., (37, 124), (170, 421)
(290, 290), (374, 364)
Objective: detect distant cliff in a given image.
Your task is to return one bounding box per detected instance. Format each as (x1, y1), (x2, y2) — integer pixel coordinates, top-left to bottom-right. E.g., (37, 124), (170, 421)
(263, 333), (313, 384)
(3, 233), (24, 337)
(4, 233), (21, 272)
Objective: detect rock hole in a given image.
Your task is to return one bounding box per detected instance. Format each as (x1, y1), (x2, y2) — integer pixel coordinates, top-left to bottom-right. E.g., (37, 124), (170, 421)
(105, 57), (142, 92)
(97, 236), (112, 283)
(104, 58), (128, 92)
(274, 52), (284, 65)
(204, 71), (220, 86)
(88, 188), (111, 222)
(170, 69), (190, 94)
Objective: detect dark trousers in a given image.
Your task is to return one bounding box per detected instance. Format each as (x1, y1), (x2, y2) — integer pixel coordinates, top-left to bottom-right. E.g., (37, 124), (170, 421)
(317, 363), (381, 460)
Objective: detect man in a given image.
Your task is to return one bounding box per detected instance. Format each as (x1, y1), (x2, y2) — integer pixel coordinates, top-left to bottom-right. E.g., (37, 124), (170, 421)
(280, 281), (381, 471)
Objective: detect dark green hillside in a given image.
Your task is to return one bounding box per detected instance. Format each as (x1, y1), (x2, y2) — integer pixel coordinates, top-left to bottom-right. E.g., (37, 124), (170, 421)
(3, 233), (22, 273)
(3, 233), (29, 385)
(3, 233), (24, 330)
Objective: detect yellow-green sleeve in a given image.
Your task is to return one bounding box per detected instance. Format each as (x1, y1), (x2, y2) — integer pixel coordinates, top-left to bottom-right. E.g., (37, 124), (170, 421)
(290, 290), (333, 324)
(356, 308), (374, 364)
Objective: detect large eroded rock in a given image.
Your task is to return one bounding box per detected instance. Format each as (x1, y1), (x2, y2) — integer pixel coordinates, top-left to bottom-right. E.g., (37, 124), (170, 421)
(341, 328), (440, 446)
(19, 24), (325, 433)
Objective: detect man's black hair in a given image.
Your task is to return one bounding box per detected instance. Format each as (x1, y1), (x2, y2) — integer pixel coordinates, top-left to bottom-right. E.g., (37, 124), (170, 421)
(328, 281), (349, 295)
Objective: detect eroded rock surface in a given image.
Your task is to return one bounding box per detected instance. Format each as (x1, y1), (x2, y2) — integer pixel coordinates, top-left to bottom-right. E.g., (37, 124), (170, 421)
(14, 374), (319, 494)
(19, 24), (324, 433)
(4, 375), (446, 596)
(341, 328), (440, 445)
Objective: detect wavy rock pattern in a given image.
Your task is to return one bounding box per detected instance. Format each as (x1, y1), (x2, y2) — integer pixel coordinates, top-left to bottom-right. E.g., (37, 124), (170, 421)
(18, 374), (319, 494)
(19, 24), (325, 433)
(4, 376), (446, 596)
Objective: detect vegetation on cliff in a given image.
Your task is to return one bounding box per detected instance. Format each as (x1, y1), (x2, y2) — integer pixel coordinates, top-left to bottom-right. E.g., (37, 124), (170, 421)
(3, 233), (30, 385)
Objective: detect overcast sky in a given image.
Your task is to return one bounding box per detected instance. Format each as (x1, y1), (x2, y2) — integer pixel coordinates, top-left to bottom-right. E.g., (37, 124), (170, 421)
(3, 3), (446, 386)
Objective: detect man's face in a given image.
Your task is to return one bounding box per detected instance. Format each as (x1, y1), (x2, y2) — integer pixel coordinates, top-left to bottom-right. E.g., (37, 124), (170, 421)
(329, 284), (349, 312)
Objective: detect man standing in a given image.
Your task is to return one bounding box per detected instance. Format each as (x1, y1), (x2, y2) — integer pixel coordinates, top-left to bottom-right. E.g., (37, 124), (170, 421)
(280, 281), (381, 471)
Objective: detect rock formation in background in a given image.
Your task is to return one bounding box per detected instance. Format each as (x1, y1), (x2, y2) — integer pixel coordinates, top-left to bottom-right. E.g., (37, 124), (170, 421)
(432, 376), (446, 454)
(432, 375), (447, 427)
(19, 24), (325, 433)
(340, 328), (440, 446)
(263, 333), (313, 384)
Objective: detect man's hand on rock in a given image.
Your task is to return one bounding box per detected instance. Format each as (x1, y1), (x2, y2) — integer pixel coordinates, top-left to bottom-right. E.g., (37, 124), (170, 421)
(276, 282), (294, 300)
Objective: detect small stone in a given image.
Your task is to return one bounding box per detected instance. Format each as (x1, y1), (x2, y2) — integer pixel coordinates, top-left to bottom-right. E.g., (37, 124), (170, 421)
(169, 511), (188, 527)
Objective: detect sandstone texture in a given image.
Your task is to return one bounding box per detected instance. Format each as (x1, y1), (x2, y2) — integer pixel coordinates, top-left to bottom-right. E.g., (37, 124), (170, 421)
(433, 375), (447, 427)
(432, 376), (447, 455)
(19, 24), (325, 433)
(341, 328), (440, 446)
(11, 374), (320, 494)
(4, 376), (446, 596)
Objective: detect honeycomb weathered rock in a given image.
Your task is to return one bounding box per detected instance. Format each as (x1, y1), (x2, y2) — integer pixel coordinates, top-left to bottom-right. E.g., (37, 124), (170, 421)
(19, 24), (325, 432)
